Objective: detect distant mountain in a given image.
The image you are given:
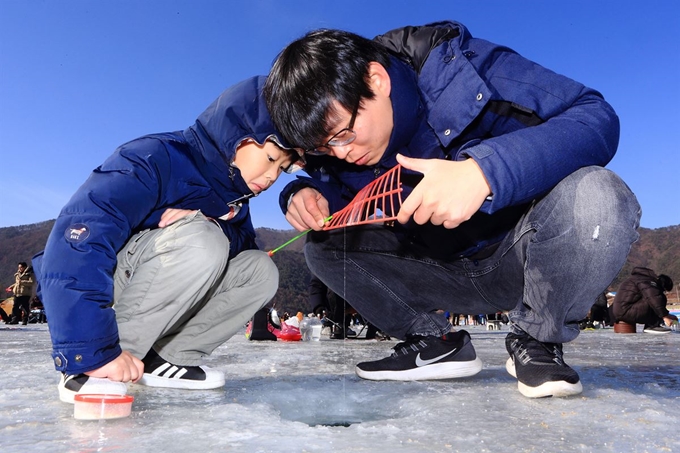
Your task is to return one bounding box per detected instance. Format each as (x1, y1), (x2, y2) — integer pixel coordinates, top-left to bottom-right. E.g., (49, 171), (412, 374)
(0, 221), (314, 315)
(0, 220), (56, 289)
(619, 225), (680, 284)
(254, 227), (305, 254)
(2, 221), (678, 313)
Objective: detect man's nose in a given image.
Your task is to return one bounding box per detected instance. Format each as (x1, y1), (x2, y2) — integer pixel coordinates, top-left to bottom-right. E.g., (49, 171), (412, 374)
(331, 144), (352, 160)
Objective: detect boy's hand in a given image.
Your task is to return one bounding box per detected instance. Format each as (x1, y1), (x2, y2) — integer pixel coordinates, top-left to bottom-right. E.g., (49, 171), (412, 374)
(285, 188), (330, 231)
(159, 208), (197, 228)
(396, 154), (491, 229)
(85, 351), (144, 383)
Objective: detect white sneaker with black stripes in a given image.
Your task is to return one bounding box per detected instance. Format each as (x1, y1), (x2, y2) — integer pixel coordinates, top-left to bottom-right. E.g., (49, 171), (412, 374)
(137, 348), (225, 390)
(58, 373), (128, 403)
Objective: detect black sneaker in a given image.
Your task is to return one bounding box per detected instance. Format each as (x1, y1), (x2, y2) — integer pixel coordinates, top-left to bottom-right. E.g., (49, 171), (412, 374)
(355, 330), (482, 381)
(331, 331), (345, 340)
(331, 326), (357, 340)
(137, 348), (225, 390)
(505, 330), (582, 398)
(58, 373), (128, 404)
(643, 325), (671, 334)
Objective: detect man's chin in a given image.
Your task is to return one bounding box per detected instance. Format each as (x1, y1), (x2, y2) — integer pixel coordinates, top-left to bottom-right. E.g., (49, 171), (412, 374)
(366, 148), (387, 166)
(353, 153), (373, 166)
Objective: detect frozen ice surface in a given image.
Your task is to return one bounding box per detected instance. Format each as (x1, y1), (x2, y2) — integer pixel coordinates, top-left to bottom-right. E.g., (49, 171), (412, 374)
(1, 324), (679, 453)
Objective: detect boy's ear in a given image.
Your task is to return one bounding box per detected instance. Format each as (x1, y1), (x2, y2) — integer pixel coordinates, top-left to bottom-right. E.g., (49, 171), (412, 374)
(367, 62), (391, 98)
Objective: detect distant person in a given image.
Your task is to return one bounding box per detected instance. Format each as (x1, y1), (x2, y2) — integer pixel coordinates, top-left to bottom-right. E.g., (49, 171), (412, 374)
(29, 296), (47, 324)
(264, 20), (640, 398)
(308, 273), (329, 314)
(579, 292), (609, 330)
(6, 262), (34, 325)
(0, 300), (11, 323)
(612, 267), (677, 334)
(589, 291), (611, 327)
(32, 76), (304, 404)
(285, 311), (304, 328)
(308, 274), (355, 339)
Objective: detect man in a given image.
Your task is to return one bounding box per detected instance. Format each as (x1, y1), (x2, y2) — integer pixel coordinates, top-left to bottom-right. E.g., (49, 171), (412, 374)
(589, 291), (612, 328)
(612, 268), (677, 334)
(264, 21), (641, 398)
(6, 262), (34, 325)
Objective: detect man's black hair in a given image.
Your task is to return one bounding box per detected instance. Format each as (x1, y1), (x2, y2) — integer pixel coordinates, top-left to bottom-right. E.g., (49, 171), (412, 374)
(18, 262), (27, 267)
(264, 29), (391, 151)
(658, 274), (674, 292)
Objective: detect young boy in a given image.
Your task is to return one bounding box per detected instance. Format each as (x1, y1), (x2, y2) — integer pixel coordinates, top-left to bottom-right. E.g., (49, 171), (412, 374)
(32, 76), (304, 403)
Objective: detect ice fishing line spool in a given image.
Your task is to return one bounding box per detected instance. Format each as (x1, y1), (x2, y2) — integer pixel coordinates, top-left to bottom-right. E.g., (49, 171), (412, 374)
(73, 394), (134, 420)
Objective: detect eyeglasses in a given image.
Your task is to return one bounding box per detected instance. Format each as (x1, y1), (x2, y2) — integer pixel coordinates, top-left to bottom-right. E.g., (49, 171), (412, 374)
(306, 100), (360, 156)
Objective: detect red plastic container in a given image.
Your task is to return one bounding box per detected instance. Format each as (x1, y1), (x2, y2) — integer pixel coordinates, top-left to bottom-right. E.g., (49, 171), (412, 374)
(73, 394), (134, 420)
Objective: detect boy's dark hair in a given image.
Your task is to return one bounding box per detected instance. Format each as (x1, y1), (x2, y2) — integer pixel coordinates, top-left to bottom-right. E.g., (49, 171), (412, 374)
(263, 135), (305, 173)
(658, 274), (673, 292)
(264, 29), (391, 151)
(18, 262), (27, 267)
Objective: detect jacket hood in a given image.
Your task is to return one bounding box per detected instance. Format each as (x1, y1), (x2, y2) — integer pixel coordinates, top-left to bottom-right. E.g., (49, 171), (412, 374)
(631, 267), (658, 279)
(183, 76), (301, 197)
(375, 21), (470, 75)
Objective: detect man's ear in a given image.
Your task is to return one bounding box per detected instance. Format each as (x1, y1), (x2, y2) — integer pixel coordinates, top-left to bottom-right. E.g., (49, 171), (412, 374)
(368, 62), (391, 98)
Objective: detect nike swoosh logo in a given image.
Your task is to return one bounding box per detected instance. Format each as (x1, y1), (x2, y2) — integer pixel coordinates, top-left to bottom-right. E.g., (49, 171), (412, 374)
(415, 348), (457, 367)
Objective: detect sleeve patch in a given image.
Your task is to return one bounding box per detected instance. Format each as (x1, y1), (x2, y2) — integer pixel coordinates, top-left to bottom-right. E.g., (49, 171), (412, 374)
(65, 224), (91, 242)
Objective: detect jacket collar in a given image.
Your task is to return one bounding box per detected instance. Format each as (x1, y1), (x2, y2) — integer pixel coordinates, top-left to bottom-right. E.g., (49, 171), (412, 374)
(379, 56), (424, 166)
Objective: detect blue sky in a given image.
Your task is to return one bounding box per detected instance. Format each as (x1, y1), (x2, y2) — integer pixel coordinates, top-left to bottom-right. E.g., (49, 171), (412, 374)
(1, 0), (678, 230)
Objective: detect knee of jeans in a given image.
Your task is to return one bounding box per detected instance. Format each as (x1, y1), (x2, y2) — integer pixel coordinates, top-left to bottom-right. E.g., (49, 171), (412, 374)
(305, 244), (341, 284)
(571, 167), (640, 223)
(174, 219), (230, 270)
(303, 240), (325, 271)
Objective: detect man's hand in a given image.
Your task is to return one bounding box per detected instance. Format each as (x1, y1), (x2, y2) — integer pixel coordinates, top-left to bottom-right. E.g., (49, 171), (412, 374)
(85, 351), (144, 383)
(159, 208), (197, 228)
(396, 154), (492, 229)
(285, 187), (330, 231)
(663, 314), (678, 327)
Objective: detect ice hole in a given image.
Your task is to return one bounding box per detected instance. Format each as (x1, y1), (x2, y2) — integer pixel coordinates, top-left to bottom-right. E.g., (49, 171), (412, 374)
(254, 376), (403, 427)
(278, 398), (396, 427)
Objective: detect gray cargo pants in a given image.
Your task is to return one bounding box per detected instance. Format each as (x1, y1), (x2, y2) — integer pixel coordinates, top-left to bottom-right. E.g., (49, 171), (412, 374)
(113, 211), (278, 365)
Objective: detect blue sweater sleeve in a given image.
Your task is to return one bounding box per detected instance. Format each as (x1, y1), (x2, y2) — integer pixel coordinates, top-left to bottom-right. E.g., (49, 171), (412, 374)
(453, 45), (620, 213)
(464, 89), (619, 213)
(38, 140), (167, 374)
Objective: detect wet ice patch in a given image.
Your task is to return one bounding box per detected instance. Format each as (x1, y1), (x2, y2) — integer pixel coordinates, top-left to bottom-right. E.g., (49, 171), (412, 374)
(226, 375), (405, 427)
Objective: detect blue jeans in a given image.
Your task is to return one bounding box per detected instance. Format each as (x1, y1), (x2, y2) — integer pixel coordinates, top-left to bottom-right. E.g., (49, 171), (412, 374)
(305, 167), (641, 344)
